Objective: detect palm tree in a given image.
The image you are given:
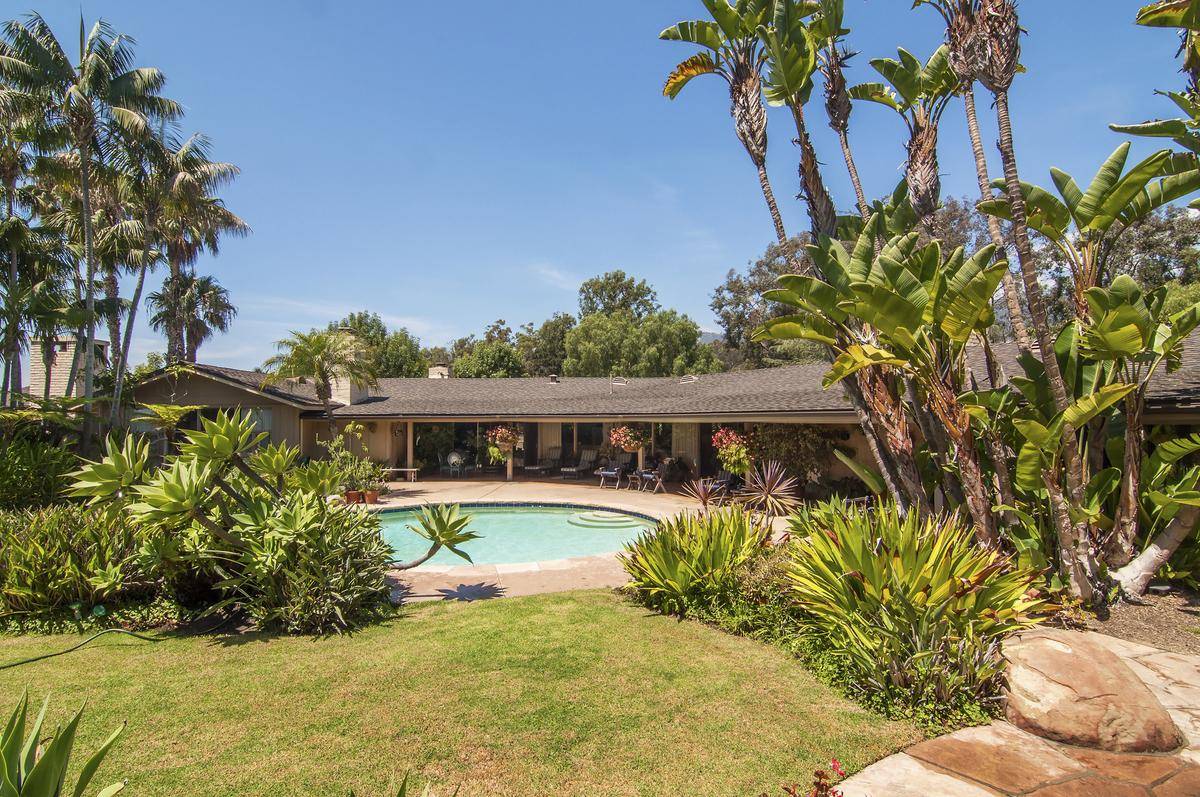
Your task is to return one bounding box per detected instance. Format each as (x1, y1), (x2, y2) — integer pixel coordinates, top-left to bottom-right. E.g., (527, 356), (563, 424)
(758, 0), (839, 238)
(912, 0), (1033, 352)
(661, 3), (789, 244)
(849, 47), (957, 223)
(811, 0), (869, 219)
(157, 190), (247, 362)
(106, 130), (240, 420)
(262, 329), (377, 435)
(971, 0), (1090, 510)
(147, 271), (236, 364)
(0, 13), (179, 446)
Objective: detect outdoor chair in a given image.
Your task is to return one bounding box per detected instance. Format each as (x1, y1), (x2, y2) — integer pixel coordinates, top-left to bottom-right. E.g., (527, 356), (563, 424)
(560, 448), (598, 479)
(596, 451), (633, 489)
(639, 460), (671, 494)
(524, 446), (561, 477)
(437, 452), (459, 478)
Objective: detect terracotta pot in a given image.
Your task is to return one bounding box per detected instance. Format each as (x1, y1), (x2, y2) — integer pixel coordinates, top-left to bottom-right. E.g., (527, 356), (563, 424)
(364, 490), (380, 504)
(622, 446), (641, 454)
(344, 490), (362, 504)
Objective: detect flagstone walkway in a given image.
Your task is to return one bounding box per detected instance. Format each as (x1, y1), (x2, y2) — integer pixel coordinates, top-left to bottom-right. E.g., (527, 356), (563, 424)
(839, 632), (1200, 796)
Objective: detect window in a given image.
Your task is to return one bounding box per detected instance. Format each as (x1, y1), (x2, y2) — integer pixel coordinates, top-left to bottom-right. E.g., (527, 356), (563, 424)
(247, 408), (273, 444)
(577, 423), (603, 448)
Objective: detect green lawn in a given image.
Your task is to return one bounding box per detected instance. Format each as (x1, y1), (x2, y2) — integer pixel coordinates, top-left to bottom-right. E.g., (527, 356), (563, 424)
(0, 590), (918, 796)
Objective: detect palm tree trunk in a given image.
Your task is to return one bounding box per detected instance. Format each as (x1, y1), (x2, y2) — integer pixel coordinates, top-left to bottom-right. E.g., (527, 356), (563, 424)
(1045, 468), (1097, 603)
(3, 186), (16, 407)
(790, 105), (838, 239)
(166, 255), (184, 362)
(993, 89), (1095, 597)
(756, 163), (788, 245)
(993, 91), (1086, 499)
(103, 265), (122, 371)
(41, 338), (52, 401)
(836, 127), (869, 219)
(79, 149), (98, 450)
(1115, 505), (1200, 597)
(1108, 397), (1144, 567)
(963, 86), (1032, 352)
(109, 222), (153, 426)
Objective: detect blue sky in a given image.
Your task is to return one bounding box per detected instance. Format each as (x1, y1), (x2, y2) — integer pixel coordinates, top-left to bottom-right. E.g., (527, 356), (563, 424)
(26, 1), (1188, 369)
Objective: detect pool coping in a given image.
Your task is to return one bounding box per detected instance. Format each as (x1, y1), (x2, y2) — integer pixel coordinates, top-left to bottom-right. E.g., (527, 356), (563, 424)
(379, 501), (658, 574)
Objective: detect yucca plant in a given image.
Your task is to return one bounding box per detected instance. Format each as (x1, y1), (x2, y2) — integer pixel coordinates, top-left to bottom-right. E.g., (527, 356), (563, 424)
(1, 692), (127, 797)
(787, 500), (1048, 727)
(620, 506), (768, 615)
(681, 477), (727, 512)
(738, 460), (801, 518)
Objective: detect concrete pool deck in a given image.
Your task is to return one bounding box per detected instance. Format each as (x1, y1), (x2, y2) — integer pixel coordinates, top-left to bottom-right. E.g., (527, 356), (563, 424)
(377, 479), (700, 603)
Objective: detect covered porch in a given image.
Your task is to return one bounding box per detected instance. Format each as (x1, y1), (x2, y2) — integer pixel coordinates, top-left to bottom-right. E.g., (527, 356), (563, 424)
(299, 415), (871, 493)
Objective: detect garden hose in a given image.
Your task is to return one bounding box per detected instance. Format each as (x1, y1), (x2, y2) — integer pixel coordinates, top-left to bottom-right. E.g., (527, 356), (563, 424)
(0, 628), (162, 671)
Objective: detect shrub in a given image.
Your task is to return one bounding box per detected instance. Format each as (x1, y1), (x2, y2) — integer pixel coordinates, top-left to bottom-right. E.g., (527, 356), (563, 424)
(620, 506), (768, 615)
(2, 692), (127, 797)
(747, 423), (848, 484)
(0, 504), (149, 616)
(65, 411), (477, 636)
(786, 500), (1048, 729)
(210, 491), (394, 635)
(0, 436), (78, 510)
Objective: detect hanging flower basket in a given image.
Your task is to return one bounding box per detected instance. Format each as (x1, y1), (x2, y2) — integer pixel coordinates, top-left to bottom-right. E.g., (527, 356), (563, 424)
(712, 427), (751, 476)
(486, 424), (522, 456)
(610, 425), (650, 453)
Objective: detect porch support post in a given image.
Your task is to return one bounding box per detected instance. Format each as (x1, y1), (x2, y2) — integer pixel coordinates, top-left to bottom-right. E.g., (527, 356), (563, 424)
(406, 420), (414, 469)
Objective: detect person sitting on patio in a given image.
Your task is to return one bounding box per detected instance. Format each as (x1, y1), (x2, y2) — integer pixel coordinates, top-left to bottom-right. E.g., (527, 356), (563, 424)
(596, 450), (633, 489)
(524, 446), (560, 477)
(560, 448), (597, 479)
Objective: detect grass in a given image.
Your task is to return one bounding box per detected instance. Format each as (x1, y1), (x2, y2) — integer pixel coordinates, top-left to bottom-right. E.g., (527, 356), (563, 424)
(0, 590), (918, 796)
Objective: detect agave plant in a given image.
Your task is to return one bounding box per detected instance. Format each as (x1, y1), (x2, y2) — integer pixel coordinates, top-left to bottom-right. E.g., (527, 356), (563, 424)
(1, 692), (127, 797)
(397, 504), (480, 570)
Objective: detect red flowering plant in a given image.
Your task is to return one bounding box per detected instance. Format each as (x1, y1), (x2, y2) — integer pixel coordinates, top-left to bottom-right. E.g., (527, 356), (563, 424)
(712, 426), (751, 476)
(609, 425), (650, 452)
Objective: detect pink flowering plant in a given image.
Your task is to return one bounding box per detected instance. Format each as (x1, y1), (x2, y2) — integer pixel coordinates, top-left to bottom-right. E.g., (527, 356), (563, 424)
(485, 424), (522, 463)
(712, 427), (751, 476)
(609, 425), (649, 451)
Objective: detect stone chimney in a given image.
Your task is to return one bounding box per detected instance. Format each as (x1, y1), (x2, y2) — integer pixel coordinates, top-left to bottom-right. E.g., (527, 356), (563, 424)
(428, 363), (450, 379)
(329, 376), (368, 406)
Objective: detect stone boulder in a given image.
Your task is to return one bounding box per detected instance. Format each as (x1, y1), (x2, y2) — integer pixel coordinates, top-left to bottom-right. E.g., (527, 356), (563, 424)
(1005, 627), (1184, 753)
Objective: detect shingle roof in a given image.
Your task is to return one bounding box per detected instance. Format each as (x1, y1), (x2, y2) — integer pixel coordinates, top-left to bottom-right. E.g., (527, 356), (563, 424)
(144, 363), (326, 407)
(173, 330), (1200, 421)
(327, 363), (853, 420)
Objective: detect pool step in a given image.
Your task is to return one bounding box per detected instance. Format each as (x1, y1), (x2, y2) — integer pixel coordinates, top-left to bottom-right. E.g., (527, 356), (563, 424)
(566, 511), (646, 529)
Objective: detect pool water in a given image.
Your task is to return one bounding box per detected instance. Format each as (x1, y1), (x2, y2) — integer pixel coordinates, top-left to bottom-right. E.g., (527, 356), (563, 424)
(379, 505), (655, 567)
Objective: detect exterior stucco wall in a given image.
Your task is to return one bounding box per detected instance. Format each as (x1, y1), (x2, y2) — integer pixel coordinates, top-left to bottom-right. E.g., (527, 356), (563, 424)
(134, 373), (301, 447)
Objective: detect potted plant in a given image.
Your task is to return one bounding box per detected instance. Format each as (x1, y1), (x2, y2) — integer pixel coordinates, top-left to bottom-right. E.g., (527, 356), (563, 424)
(610, 425), (650, 454)
(363, 479), (383, 504)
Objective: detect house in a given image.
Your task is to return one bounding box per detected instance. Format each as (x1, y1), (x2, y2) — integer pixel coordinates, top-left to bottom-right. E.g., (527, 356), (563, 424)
(132, 338), (1200, 478)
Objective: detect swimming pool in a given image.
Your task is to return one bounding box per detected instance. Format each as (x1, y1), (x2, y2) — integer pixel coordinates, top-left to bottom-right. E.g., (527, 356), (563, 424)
(379, 504), (656, 567)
